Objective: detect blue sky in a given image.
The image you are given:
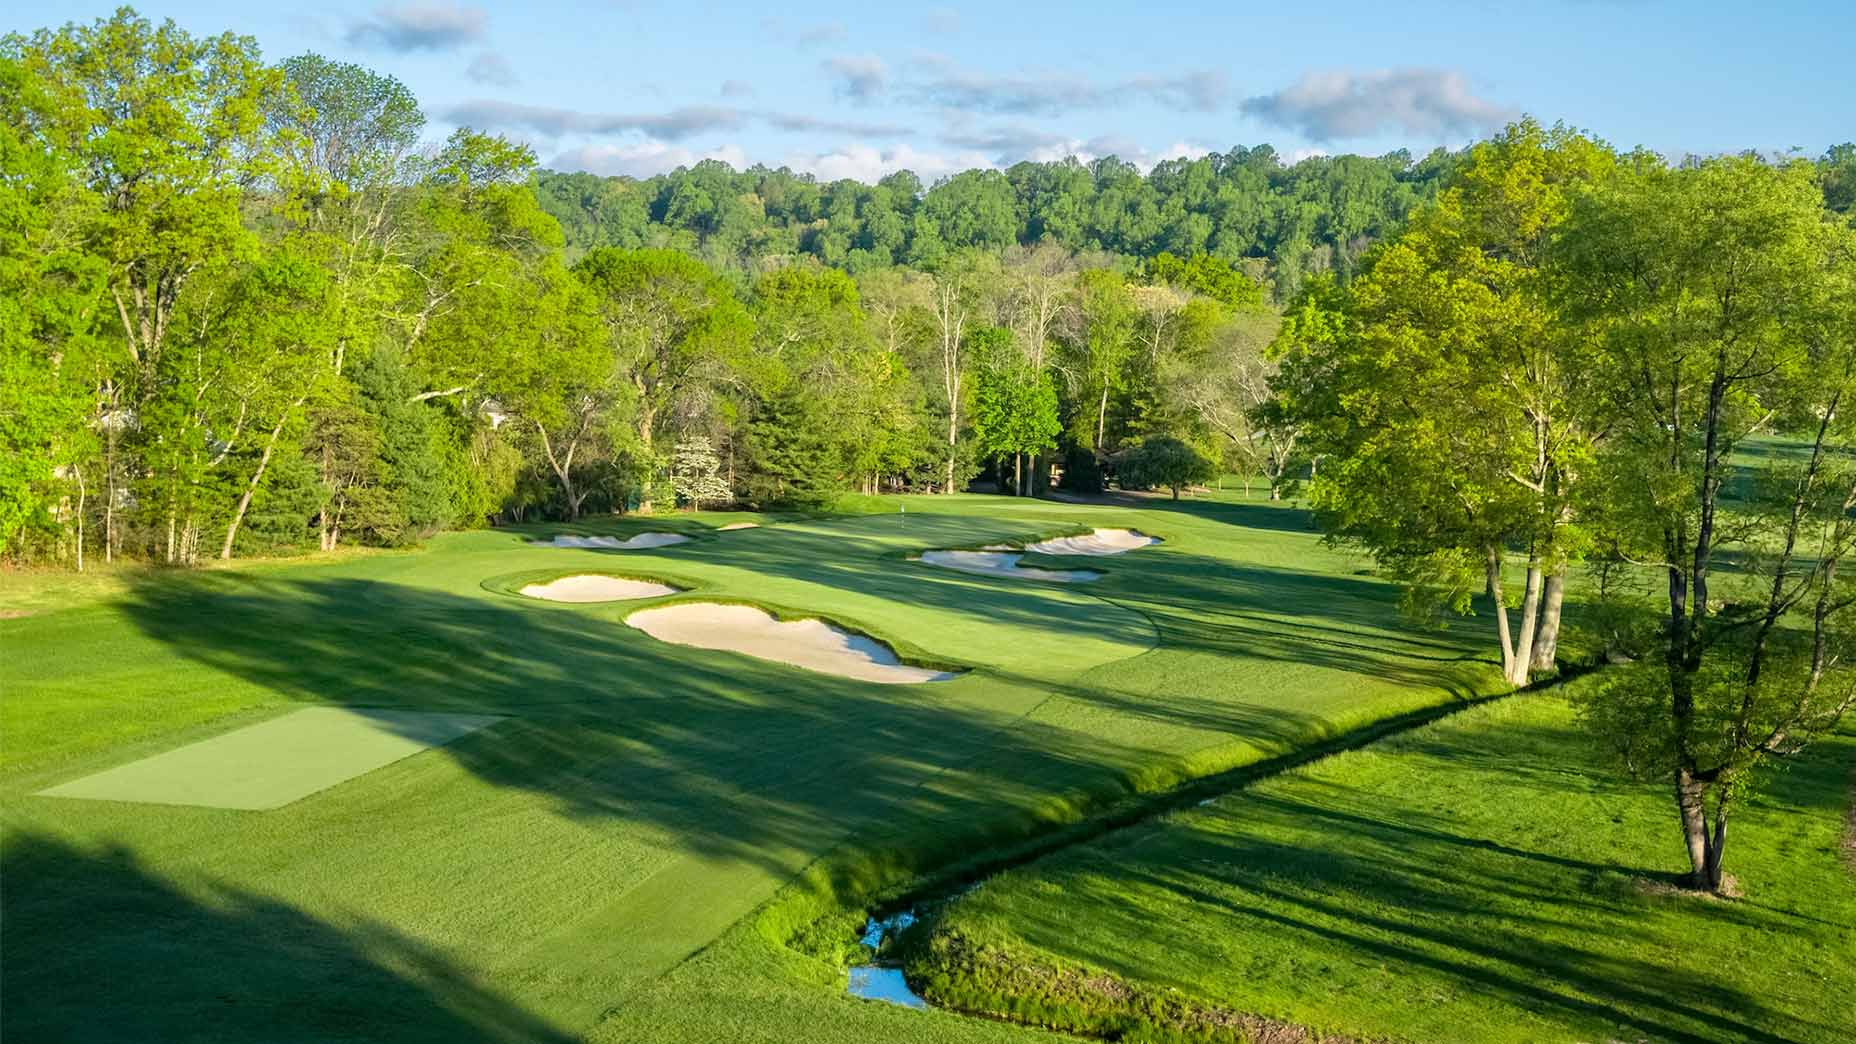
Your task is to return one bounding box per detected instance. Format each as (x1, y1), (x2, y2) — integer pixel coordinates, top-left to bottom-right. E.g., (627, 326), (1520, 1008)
(9, 1), (1852, 182)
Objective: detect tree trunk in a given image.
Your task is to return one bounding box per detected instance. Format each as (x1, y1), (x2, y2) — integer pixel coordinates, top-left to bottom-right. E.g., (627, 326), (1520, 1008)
(535, 421), (583, 521)
(221, 410), (295, 560)
(945, 409), (958, 494)
(103, 424), (117, 563)
(1512, 561), (1543, 682)
(1014, 453), (1023, 497)
(1674, 770), (1728, 891)
(1529, 570), (1566, 673)
(74, 467), (85, 573)
(637, 409), (656, 514)
(1095, 383), (1109, 452)
(1487, 548), (1515, 682)
(1026, 452), (1037, 496)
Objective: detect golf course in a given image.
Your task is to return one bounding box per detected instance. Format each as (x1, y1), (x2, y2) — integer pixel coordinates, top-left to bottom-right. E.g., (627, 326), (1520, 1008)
(2, 491), (1487, 1041)
(6, 490), (1848, 1043)
(6, 7), (1855, 1040)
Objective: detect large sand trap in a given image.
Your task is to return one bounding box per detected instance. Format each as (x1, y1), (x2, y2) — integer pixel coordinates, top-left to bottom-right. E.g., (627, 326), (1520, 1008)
(718, 522), (759, 531)
(919, 550), (1101, 583)
(543, 532), (690, 549)
(1026, 528), (1159, 556)
(36, 707), (501, 810)
(626, 603), (956, 684)
(520, 574), (680, 602)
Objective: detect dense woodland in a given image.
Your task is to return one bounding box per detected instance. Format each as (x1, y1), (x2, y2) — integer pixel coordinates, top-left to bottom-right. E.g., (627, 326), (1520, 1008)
(7, 11), (1856, 890)
(1, 10), (1392, 568)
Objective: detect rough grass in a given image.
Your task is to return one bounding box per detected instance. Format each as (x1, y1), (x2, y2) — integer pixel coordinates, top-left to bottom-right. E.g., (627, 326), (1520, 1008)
(3, 491), (1508, 1042)
(915, 689), (1856, 1043)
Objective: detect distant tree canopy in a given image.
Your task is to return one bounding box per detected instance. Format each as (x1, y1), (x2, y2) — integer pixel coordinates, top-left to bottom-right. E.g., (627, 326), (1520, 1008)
(531, 147), (1468, 300)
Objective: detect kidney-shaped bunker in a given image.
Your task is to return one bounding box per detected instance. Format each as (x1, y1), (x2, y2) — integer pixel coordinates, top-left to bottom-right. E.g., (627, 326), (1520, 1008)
(520, 575), (681, 602)
(625, 603), (957, 684)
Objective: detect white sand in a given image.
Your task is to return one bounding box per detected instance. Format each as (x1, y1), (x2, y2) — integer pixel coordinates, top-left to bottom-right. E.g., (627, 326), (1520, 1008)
(626, 603), (956, 684)
(918, 550), (1102, 583)
(520, 575), (681, 602)
(718, 522), (759, 531)
(1025, 528), (1159, 556)
(543, 532), (691, 549)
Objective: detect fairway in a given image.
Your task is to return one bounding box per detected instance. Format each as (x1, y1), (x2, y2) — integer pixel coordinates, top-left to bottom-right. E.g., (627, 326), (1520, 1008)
(36, 707), (503, 810)
(3, 493), (1505, 1042)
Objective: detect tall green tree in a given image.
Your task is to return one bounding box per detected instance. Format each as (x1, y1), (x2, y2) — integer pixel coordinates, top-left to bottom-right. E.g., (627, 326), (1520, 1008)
(0, 49), (104, 561)
(1273, 120), (1613, 683)
(1065, 268), (1135, 454)
(1559, 155), (1856, 892)
(574, 247), (751, 511)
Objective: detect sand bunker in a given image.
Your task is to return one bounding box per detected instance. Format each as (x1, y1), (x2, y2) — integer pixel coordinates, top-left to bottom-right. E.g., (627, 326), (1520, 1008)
(1026, 528), (1158, 556)
(520, 575), (680, 602)
(543, 532), (690, 550)
(626, 603), (956, 684)
(718, 522), (759, 531)
(919, 550), (1101, 583)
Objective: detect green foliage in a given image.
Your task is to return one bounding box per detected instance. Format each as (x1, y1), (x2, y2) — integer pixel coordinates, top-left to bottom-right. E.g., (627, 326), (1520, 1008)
(970, 327), (1061, 466)
(742, 385), (846, 509)
(1116, 436), (1215, 499)
(533, 146), (1466, 296)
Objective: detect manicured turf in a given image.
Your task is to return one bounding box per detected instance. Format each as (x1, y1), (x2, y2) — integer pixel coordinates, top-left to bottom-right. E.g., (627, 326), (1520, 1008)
(3, 494), (1502, 1042)
(913, 690), (1856, 1043)
(38, 707), (503, 810)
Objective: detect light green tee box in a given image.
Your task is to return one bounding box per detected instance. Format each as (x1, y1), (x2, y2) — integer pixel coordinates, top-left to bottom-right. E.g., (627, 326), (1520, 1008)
(36, 707), (502, 810)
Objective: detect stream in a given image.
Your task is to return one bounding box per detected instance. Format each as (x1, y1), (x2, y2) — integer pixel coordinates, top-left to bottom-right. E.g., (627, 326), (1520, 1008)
(845, 909), (926, 1008)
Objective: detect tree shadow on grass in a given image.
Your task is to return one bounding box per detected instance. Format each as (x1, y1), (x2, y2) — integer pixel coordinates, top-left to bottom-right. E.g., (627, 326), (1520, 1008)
(101, 572), (1184, 877)
(979, 721), (1856, 1044)
(1, 832), (575, 1044)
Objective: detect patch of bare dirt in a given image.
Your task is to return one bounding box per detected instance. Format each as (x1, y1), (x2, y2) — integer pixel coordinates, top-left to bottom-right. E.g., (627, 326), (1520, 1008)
(0, 608), (34, 619)
(1633, 873), (1742, 900)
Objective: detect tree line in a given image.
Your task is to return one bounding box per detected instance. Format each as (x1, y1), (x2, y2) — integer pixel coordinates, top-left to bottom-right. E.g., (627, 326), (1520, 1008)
(533, 143), (1463, 300)
(1270, 119), (1856, 892)
(1, 10), (1294, 568)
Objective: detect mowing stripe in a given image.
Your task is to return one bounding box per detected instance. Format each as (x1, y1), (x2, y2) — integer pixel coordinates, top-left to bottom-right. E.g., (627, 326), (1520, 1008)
(35, 707), (502, 810)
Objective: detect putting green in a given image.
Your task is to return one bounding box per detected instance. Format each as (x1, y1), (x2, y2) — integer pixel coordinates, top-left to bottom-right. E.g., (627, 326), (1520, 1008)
(35, 707), (501, 810)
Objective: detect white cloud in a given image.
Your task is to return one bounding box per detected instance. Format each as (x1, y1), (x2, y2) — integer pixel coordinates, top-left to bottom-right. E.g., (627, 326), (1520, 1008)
(465, 51), (516, 87)
(789, 143), (992, 183)
(798, 21), (847, 47)
(1242, 69), (1514, 142)
(346, 2), (485, 52)
(823, 54), (889, 102)
(901, 58), (1230, 116)
(552, 140), (750, 179)
(446, 100), (743, 140)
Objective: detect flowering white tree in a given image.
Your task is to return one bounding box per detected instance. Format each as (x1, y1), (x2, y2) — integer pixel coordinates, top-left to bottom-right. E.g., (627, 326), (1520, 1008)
(670, 437), (731, 509)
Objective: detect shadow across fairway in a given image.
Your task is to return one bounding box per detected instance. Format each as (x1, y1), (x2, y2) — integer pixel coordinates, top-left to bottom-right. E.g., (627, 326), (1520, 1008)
(106, 573), (1176, 874)
(974, 721), (1856, 1044)
(1, 833), (575, 1044)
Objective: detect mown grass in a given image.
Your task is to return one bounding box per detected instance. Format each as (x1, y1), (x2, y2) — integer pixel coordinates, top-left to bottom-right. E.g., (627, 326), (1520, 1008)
(3, 491), (1512, 1042)
(914, 688), (1856, 1043)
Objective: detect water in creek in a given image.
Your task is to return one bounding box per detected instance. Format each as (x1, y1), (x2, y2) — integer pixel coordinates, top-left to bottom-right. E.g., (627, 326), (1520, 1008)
(846, 909), (927, 1008)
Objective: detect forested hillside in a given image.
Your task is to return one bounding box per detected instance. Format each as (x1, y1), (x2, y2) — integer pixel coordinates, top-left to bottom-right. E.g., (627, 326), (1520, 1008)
(4, 9), (1853, 573)
(532, 147), (1463, 297)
